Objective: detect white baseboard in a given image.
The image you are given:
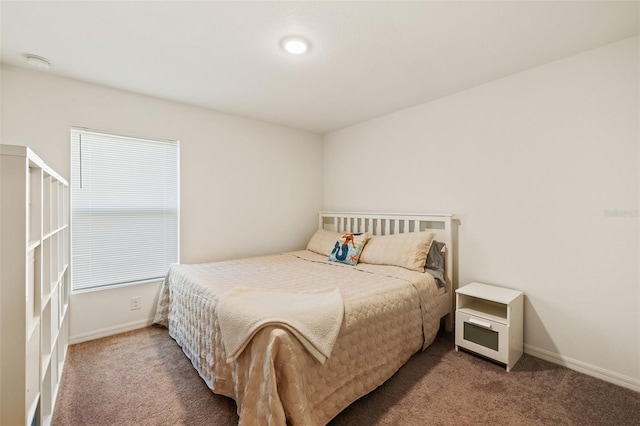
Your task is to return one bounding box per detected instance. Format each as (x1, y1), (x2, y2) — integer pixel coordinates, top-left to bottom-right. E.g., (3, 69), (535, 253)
(69, 319), (155, 345)
(524, 344), (640, 393)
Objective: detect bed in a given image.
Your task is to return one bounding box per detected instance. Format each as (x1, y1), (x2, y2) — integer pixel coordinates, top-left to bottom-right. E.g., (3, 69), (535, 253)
(153, 211), (455, 425)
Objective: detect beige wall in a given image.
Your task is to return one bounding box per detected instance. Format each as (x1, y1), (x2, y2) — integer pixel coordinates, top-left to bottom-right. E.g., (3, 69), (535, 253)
(2, 35), (638, 390)
(324, 37), (639, 389)
(1, 66), (323, 341)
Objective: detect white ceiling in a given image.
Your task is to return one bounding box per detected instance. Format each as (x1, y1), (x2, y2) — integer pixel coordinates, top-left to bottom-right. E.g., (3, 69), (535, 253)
(1, 1), (638, 134)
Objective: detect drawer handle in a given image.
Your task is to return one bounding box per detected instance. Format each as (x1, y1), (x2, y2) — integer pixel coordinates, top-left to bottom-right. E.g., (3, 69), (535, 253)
(468, 317), (493, 330)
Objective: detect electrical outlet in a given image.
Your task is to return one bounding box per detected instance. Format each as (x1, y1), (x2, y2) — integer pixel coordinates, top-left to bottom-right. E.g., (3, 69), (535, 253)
(131, 296), (141, 311)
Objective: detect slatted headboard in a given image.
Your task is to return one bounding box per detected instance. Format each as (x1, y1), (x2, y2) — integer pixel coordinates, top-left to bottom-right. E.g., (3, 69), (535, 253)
(318, 211), (455, 330)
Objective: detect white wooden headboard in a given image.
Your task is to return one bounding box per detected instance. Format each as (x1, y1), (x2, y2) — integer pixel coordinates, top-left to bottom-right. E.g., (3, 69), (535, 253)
(319, 211), (455, 330)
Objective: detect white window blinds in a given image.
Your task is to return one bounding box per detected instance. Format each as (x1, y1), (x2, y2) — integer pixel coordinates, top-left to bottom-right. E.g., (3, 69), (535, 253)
(71, 128), (179, 291)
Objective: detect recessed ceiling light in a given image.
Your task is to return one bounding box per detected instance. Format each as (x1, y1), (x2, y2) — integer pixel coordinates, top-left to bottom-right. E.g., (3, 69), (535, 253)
(24, 54), (51, 69)
(281, 36), (310, 55)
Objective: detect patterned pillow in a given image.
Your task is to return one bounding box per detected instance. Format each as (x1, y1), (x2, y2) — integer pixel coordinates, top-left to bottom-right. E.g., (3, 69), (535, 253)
(328, 233), (371, 266)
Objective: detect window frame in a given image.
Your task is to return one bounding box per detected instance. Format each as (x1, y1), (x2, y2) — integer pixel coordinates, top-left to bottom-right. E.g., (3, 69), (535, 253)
(70, 127), (180, 293)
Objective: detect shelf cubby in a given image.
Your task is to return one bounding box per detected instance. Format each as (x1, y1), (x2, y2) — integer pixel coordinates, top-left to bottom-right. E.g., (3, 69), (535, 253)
(28, 165), (43, 245)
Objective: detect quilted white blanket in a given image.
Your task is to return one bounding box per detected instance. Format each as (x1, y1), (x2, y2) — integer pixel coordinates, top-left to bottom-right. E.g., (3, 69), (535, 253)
(153, 250), (439, 425)
(217, 286), (344, 364)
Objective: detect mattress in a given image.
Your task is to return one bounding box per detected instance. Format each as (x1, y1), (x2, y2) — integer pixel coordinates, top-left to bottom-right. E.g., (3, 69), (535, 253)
(154, 249), (440, 425)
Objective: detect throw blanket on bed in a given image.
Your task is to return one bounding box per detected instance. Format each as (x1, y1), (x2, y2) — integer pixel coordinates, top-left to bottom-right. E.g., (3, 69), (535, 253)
(218, 286), (344, 364)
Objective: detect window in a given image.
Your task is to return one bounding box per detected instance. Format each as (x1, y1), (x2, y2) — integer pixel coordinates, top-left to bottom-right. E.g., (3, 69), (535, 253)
(70, 128), (179, 291)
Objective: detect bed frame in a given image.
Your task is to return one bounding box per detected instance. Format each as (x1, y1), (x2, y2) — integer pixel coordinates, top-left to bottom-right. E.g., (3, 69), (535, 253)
(318, 211), (455, 331)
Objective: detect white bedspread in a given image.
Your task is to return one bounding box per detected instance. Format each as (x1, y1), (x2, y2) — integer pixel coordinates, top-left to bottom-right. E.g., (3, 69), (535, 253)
(154, 250), (440, 425)
(217, 286), (344, 364)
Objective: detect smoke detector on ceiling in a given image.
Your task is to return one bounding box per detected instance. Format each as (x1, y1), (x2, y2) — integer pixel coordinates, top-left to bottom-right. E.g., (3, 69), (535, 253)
(24, 54), (51, 69)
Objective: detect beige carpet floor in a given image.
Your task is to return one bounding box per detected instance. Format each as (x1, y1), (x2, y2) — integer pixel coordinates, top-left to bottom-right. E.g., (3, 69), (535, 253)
(52, 326), (640, 425)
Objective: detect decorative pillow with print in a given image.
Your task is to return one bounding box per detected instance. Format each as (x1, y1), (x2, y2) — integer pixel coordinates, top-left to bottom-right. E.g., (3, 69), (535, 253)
(328, 233), (370, 266)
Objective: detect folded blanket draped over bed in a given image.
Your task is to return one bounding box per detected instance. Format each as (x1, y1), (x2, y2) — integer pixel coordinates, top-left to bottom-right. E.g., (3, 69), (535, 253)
(217, 286), (345, 364)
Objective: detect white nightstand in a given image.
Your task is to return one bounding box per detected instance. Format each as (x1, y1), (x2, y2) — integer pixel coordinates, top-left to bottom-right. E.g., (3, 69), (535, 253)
(455, 282), (524, 372)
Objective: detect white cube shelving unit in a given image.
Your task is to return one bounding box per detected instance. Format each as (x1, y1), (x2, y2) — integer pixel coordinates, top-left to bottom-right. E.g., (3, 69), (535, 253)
(1, 145), (70, 426)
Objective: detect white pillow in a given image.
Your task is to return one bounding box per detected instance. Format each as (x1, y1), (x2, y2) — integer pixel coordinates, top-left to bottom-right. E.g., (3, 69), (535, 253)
(306, 229), (343, 256)
(358, 231), (436, 272)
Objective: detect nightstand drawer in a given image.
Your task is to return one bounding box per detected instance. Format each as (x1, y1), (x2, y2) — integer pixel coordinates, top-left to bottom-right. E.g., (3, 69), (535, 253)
(456, 311), (509, 363)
